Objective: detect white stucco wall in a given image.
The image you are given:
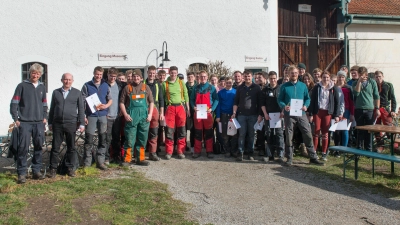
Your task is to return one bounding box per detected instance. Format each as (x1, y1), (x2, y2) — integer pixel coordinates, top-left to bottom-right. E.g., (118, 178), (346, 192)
(338, 23), (400, 108)
(0, 0), (278, 135)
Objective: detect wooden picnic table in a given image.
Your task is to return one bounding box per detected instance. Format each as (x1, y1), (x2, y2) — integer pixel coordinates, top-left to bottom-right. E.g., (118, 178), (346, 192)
(356, 124), (400, 174)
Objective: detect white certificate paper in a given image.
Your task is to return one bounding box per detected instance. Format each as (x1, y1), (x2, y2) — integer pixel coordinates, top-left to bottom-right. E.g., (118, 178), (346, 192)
(86, 93), (102, 113)
(196, 104), (208, 119)
(269, 113), (282, 128)
(330, 119), (351, 131)
(290, 99), (303, 116)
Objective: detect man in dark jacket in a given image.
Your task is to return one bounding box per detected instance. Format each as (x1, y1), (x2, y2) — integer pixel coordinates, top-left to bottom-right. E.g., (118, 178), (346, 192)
(10, 63), (48, 184)
(48, 73), (85, 178)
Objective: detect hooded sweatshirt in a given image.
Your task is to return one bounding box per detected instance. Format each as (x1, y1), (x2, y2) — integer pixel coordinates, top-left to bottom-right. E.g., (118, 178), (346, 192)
(309, 81), (340, 117)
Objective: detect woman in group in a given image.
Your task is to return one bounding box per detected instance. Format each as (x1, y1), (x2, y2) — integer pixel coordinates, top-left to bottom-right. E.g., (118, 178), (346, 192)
(312, 68), (323, 83)
(309, 71), (340, 161)
(333, 71), (355, 156)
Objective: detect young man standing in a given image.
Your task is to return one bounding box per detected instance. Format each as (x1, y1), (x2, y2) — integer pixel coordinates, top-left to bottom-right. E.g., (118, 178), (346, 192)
(232, 71), (243, 89)
(297, 63), (306, 82)
(117, 72), (126, 82)
(162, 66), (190, 159)
(191, 70), (219, 158)
(352, 67), (381, 151)
(217, 77), (225, 91)
(10, 63), (48, 183)
(119, 69), (154, 166)
(186, 72), (197, 153)
(81, 66), (113, 170)
(216, 77), (237, 157)
(347, 66), (359, 86)
(261, 71), (284, 162)
(278, 66), (324, 165)
(48, 73), (85, 178)
(232, 70), (263, 161)
(374, 71), (397, 148)
(145, 66), (164, 161)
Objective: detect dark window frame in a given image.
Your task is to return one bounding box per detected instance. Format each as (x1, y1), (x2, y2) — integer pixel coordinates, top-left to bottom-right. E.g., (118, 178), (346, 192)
(21, 62), (48, 92)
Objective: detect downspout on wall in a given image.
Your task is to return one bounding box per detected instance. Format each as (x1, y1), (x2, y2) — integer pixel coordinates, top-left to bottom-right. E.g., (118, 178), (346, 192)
(344, 15), (353, 68)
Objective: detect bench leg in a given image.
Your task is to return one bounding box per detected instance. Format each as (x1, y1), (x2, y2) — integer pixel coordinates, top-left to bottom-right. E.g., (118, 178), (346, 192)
(372, 158), (375, 178)
(343, 154), (346, 181)
(355, 155), (359, 180)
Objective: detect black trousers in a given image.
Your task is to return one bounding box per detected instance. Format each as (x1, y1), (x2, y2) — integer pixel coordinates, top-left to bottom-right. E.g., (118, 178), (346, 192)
(355, 109), (374, 151)
(49, 122), (77, 170)
(105, 117), (122, 160)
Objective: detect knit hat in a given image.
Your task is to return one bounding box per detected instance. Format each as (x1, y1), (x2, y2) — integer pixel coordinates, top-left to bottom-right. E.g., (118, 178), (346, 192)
(337, 70), (347, 77)
(133, 69), (142, 78)
(283, 64), (290, 70)
(340, 65), (348, 70)
(178, 73), (184, 79)
(298, 63), (306, 70)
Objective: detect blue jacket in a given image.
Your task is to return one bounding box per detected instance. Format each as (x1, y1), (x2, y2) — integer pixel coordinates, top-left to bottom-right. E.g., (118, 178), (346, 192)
(216, 88), (236, 118)
(277, 81), (310, 115)
(190, 82), (219, 112)
(83, 79), (110, 117)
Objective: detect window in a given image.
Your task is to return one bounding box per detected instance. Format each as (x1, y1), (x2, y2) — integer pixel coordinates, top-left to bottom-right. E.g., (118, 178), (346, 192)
(188, 63), (208, 73)
(21, 62), (48, 92)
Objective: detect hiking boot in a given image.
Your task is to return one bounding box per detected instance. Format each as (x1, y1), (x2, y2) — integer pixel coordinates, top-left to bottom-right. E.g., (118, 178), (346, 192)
(136, 160), (150, 166)
(47, 168), (57, 178)
(32, 172), (44, 180)
(178, 154), (186, 159)
(120, 162), (131, 167)
(67, 168), (76, 177)
(149, 153), (161, 161)
(97, 164), (108, 170)
(284, 159), (293, 166)
(18, 175), (26, 184)
(236, 153), (243, 161)
(300, 143), (308, 157)
(310, 158), (325, 165)
(104, 160), (110, 165)
(207, 153), (214, 159)
(321, 154), (328, 161)
(165, 154), (172, 160)
(192, 153), (200, 158)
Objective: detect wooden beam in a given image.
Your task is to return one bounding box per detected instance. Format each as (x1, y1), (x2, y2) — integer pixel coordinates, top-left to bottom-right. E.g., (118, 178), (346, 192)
(279, 43), (296, 64)
(325, 45), (344, 71)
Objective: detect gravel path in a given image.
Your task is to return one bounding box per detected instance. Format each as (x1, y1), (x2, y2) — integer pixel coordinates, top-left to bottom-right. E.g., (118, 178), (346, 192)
(135, 153), (400, 225)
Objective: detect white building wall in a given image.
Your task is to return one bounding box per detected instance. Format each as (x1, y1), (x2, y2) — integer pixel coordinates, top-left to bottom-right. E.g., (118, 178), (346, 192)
(338, 23), (400, 107)
(0, 0), (278, 135)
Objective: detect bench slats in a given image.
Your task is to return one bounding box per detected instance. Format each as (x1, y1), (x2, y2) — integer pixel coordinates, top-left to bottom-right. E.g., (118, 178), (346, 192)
(329, 146), (400, 163)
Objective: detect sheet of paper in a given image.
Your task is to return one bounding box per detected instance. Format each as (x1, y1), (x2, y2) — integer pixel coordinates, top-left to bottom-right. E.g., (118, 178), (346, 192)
(254, 120), (264, 131)
(290, 99), (303, 116)
(269, 113), (282, 128)
(232, 118), (241, 129)
(329, 122), (338, 132)
(227, 121), (237, 136)
(330, 119), (351, 131)
(86, 93), (102, 113)
(196, 104), (207, 119)
(218, 122), (222, 133)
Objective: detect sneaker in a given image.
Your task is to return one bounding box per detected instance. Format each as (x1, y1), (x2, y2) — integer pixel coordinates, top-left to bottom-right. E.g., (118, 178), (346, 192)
(178, 154), (186, 159)
(165, 154), (172, 160)
(32, 172), (44, 180)
(120, 162), (130, 167)
(236, 153), (243, 161)
(309, 158), (325, 165)
(333, 151), (340, 158)
(136, 160), (150, 166)
(97, 164), (108, 170)
(284, 159), (293, 166)
(104, 160), (110, 165)
(321, 154), (328, 161)
(18, 175), (26, 184)
(192, 153), (200, 158)
(47, 169), (57, 178)
(248, 155), (254, 160)
(207, 153), (214, 158)
(67, 168), (76, 177)
(149, 153), (161, 161)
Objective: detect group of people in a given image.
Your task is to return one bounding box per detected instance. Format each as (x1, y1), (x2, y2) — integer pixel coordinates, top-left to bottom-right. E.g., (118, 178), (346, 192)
(10, 62), (396, 184)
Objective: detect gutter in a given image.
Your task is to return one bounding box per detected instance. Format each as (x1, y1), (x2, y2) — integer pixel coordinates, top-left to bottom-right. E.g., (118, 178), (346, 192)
(343, 15), (353, 69)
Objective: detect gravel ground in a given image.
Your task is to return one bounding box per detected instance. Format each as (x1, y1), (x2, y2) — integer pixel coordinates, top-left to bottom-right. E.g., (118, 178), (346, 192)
(135, 152), (400, 225)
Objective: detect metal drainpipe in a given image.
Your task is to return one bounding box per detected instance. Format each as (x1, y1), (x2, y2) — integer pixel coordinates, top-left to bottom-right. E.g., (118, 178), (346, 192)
(344, 15), (353, 69)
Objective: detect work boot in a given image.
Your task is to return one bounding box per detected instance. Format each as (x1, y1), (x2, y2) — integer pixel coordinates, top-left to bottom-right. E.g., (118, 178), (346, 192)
(192, 153), (200, 158)
(136, 160), (150, 166)
(207, 153), (214, 158)
(97, 164), (108, 170)
(321, 154), (328, 161)
(310, 158), (325, 165)
(67, 168), (76, 177)
(47, 169), (57, 178)
(236, 152), (243, 161)
(178, 154), (185, 159)
(18, 175), (26, 184)
(149, 153), (161, 161)
(165, 154), (172, 160)
(32, 172), (44, 180)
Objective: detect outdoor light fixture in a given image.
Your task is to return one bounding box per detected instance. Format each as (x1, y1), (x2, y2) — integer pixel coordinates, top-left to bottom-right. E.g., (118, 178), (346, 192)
(159, 41), (170, 68)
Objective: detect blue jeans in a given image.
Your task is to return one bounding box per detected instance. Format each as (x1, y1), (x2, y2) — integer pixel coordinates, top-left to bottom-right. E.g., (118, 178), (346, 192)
(265, 123), (284, 158)
(334, 110), (350, 147)
(237, 115), (258, 155)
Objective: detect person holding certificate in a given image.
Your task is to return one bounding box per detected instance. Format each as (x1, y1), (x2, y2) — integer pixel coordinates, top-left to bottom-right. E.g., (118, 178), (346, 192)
(261, 71), (284, 162)
(190, 70), (219, 158)
(308, 71), (340, 161)
(278, 65), (324, 166)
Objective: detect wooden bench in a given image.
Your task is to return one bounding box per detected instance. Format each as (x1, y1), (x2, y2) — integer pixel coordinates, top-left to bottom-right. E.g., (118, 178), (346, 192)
(328, 146), (400, 181)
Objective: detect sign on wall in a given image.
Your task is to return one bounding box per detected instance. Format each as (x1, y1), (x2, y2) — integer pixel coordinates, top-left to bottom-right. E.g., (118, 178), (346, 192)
(98, 53), (128, 61)
(245, 56), (265, 62)
(298, 4), (311, 13)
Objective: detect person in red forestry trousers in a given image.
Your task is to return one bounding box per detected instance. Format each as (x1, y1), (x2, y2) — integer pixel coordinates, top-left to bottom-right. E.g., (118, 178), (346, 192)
(162, 66), (190, 160)
(190, 70), (219, 158)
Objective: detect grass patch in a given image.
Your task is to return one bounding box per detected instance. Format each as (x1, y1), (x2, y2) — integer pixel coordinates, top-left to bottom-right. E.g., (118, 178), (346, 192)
(0, 168), (196, 225)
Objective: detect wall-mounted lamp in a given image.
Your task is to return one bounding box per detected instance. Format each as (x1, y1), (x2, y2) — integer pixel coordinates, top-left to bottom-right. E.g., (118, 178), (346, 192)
(159, 41), (170, 68)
